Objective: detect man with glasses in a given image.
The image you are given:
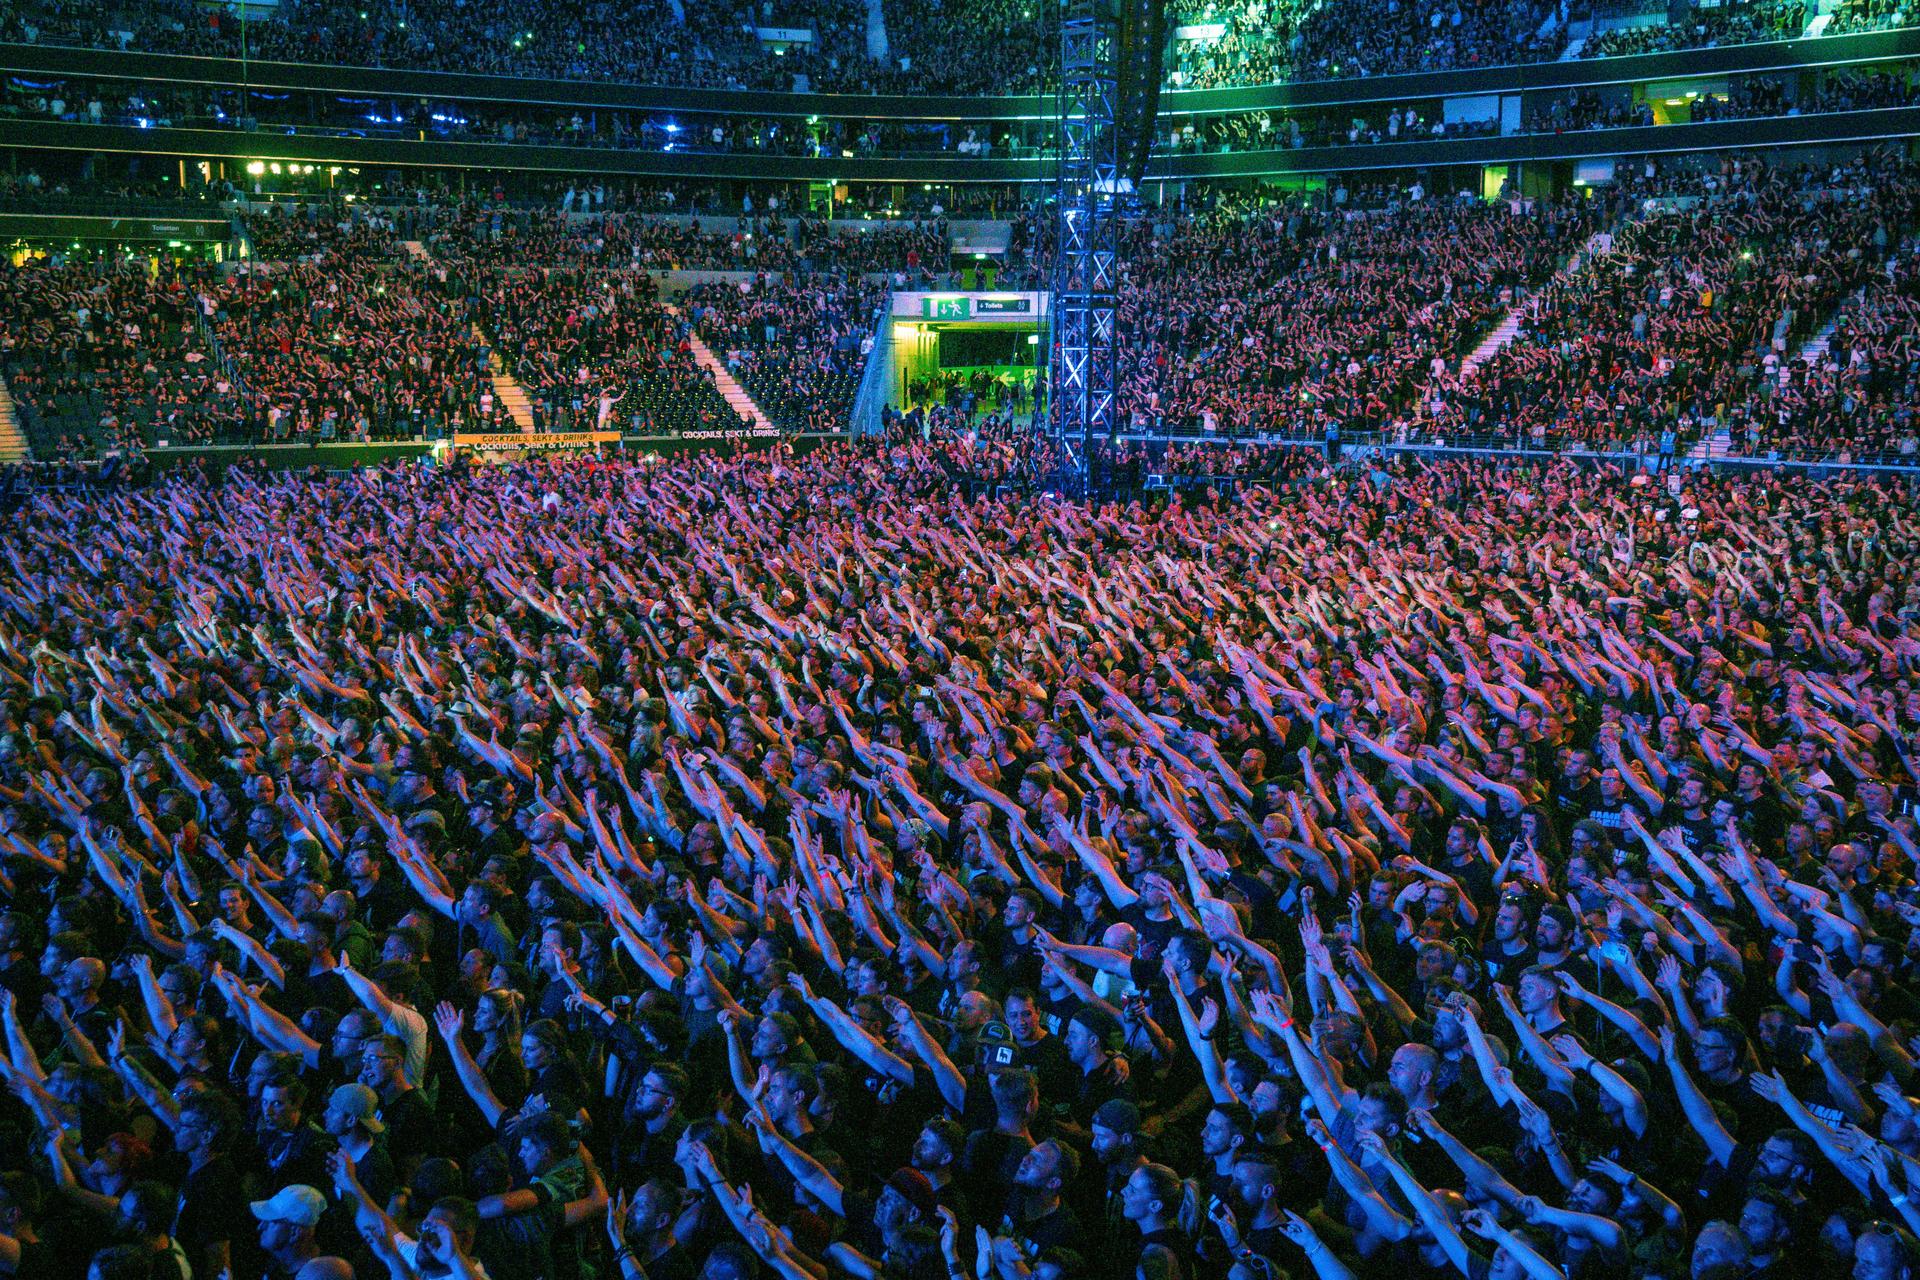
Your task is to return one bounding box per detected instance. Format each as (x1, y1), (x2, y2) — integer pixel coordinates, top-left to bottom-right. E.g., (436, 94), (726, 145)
(171, 1092), (246, 1280)
(327, 1010), (379, 1090)
(612, 1063), (688, 1188)
(360, 1033), (438, 1177)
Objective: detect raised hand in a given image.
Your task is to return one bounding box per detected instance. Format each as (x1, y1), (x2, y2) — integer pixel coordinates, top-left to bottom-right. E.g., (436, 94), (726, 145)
(433, 1001), (465, 1040)
(607, 1188), (629, 1249)
(1461, 1208), (1500, 1240)
(1585, 1156), (1632, 1185)
(1548, 1033), (1593, 1070)
(1207, 1194), (1242, 1248)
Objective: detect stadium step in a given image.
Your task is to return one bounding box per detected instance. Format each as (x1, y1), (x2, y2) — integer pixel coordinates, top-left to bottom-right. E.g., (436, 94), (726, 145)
(1688, 428), (1734, 463)
(472, 323), (537, 432)
(664, 305), (777, 432)
(1458, 228), (1614, 377)
(1782, 289), (1862, 383)
(0, 376), (30, 463)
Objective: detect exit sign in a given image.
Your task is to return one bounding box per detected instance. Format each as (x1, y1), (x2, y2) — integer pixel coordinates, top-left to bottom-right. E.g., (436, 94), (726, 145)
(922, 296), (971, 319)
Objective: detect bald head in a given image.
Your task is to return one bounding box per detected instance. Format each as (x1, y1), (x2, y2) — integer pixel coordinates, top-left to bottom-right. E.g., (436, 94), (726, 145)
(295, 1259), (356, 1280)
(61, 956), (105, 1000)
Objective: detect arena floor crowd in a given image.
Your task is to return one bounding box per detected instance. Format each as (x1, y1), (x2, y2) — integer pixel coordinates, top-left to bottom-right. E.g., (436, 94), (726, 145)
(0, 425), (1917, 1280)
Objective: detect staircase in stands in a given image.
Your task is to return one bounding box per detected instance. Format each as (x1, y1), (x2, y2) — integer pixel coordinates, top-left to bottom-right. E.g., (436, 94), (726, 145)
(1687, 287), (1868, 463)
(398, 237), (531, 433)
(1458, 228), (1616, 377)
(1780, 289), (1862, 385)
(662, 304), (777, 432)
(471, 325), (537, 432)
(0, 376), (30, 463)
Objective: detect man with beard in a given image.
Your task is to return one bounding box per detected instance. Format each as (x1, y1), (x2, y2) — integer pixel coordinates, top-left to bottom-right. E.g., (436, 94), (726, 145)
(605, 1177), (694, 1280)
(611, 1063), (688, 1189)
(1000, 1140), (1085, 1258)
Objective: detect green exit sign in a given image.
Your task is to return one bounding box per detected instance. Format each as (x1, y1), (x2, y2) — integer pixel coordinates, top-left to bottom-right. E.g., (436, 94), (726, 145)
(922, 296), (971, 320)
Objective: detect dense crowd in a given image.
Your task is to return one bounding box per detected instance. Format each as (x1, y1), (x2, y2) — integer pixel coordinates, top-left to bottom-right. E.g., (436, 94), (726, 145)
(207, 259), (489, 444)
(2, 0), (1916, 95)
(1730, 248), (1920, 461)
(0, 203), (956, 455)
(0, 258), (244, 457)
(475, 264), (747, 437)
(1, 440), (1920, 1280)
(1581, 0), (1805, 58)
(1096, 192), (1609, 437)
(687, 275), (888, 434)
(1427, 154), (1918, 456)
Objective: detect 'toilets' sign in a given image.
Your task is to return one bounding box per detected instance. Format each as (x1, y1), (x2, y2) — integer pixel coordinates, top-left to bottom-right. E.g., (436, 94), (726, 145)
(903, 293), (1047, 320)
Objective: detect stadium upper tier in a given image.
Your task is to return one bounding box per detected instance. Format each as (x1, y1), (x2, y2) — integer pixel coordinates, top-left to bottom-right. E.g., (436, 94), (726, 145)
(0, 0), (1913, 99)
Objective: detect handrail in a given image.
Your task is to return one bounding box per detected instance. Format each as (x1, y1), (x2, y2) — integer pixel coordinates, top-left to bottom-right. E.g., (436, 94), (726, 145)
(1113, 429), (1920, 472)
(20, 81), (1920, 165)
(847, 301), (891, 437)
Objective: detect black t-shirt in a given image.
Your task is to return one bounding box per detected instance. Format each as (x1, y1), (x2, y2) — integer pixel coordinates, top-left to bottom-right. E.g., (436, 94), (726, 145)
(1479, 938), (1534, 985)
(1582, 795), (1644, 837)
(1019, 1032), (1079, 1104)
(962, 1129), (1033, 1210)
(1120, 904), (1179, 964)
(980, 922), (1044, 999)
(173, 1153), (248, 1277)
(1066, 1056), (1135, 1131)
(257, 1120), (337, 1194)
(999, 1197), (1086, 1257)
(380, 1085), (442, 1169)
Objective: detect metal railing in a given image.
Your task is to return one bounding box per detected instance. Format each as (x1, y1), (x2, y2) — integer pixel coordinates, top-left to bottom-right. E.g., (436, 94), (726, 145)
(0, 190), (233, 218)
(1114, 427), (1920, 474)
(847, 302), (891, 437)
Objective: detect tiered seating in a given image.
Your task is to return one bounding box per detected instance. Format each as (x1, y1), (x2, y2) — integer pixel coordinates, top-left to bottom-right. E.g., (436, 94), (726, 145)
(1108, 192), (1605, 436)
(685, 274), (885, 432)
(476, 266), (747, 435)
(1582, 0), (1804, 56)
(206, 259), (487, 441)
(5, 0), (1912, 91)
(1730, 249), (1920, 460)
(0, 258), (242, 455)
(1429, 157), (1920, 452)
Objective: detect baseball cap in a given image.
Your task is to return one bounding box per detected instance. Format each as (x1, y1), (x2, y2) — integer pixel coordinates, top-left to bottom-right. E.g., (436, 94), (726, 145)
(1091, 1098), (1142, 1135)
(328, 1083), (386, 1134)
(250, 1184), (326, 1227)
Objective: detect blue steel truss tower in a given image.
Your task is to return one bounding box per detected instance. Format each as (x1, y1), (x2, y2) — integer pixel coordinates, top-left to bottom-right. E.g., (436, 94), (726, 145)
(1047, 0), (1121, 497)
